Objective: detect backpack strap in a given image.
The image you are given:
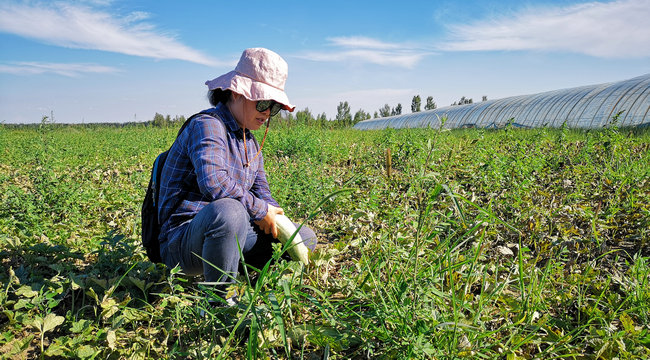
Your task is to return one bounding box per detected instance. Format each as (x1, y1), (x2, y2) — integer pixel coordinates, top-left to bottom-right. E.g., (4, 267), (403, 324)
(156, 110), (214, 208)
(174, 112), (201, 138)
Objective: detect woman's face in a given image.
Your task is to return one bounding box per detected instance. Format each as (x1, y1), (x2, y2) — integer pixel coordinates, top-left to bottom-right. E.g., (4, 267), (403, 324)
(228, 93), (270, 131)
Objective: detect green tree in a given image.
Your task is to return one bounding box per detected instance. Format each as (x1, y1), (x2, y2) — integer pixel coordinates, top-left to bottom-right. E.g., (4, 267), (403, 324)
(425, 96), (437, 110)
(336, 101), (352, 126)
(296, 108), (315, 126)
(411, 95), (421, 112)
(317, 112), (328, 128)
(152, 113), (167, 127)
(353, 109), (371, 125)
(173, 115), (186, 124)
(452, 96), (473, 106)
(391, 103), (402, 116)
(379, 104), (391, 117)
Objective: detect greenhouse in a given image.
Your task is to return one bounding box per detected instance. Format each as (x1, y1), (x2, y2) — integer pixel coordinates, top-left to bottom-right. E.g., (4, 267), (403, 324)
(354, 73), (650, 130)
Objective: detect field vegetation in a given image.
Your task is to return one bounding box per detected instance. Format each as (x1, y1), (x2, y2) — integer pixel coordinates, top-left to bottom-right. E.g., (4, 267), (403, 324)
(0, 118), (649, 359)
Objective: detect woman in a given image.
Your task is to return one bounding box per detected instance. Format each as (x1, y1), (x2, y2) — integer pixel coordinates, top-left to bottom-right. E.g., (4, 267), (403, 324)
(157, 48), (317, 302)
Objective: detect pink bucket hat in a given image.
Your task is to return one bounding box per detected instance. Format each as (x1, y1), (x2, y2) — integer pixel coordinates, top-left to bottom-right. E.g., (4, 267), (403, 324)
(205, 48), (295, 112)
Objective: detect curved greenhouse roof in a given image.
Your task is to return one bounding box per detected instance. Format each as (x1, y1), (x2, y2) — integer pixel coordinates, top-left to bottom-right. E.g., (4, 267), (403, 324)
(354, 74), (650, 130)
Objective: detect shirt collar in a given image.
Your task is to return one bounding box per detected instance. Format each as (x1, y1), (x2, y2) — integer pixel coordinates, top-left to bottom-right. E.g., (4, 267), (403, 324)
(209, 103), (249, 137)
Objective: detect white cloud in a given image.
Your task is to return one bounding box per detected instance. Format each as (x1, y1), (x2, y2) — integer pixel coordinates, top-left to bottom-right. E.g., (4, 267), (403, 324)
(300, 49), (425, 68)
(0, 1), (220, 66)
(327, 36), (403, 50)
(441, 0), (650, 58)
(298, 36), (432, 68)
(0, 61), (120, 76)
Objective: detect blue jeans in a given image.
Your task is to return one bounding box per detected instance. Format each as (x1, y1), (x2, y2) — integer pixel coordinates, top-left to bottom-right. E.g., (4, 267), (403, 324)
(161, 198), (317, 286)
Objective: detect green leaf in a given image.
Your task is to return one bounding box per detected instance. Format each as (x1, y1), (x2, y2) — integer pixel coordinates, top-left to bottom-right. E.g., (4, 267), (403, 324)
(85, 287), (99, 304)
(1, 330), (15, 344)
(42, 313), (65, 333)
(90, 278), (108, 290)
(15, 285), (38, 298)
(30, 315), (43, 331)
(128, 276), (147, 293)
(71, 319), (91, 333)
(619, 313), (635, 333)
(70, 276), (83, 290)
(639, 330), (650, 346)
(44, 342), (66, 357)
(13, 298), (30, 310)
(100, 297), (119, 320)
(10, 334), (34, 355)
(106, 329), (116, 350)
(30, 313), (65, 334)
(77, 345), (97, 359)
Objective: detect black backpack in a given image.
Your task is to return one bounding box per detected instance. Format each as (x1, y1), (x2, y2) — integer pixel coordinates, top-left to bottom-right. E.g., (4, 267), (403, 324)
(141, 112), (205, 263)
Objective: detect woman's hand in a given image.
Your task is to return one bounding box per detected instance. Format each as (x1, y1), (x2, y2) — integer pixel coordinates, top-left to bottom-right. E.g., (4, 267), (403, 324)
(254, 204), (284, 239)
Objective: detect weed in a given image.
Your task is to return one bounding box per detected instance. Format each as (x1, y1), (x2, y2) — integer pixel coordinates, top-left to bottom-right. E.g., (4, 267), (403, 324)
(0, 123), (648, 358)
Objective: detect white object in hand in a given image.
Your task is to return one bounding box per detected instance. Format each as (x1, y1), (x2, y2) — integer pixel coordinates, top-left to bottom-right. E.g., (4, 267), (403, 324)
(275, 214), (310, 265)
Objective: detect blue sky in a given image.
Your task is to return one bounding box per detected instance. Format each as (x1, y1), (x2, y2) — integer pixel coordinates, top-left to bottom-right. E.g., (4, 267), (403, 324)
(1, 0), (649, 124)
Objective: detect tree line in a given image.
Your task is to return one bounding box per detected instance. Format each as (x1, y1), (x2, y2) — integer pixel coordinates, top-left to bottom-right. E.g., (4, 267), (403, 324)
(11, 94), (485, 128)
(311, 94), (486, 128)
(272, 95), (442, 129)
(143, 91), (489, 128)
(145, 93), (488, 129)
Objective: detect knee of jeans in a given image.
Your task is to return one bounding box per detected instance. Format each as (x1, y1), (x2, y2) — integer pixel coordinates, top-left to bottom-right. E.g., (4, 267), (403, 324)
(204, 198), (249, 233)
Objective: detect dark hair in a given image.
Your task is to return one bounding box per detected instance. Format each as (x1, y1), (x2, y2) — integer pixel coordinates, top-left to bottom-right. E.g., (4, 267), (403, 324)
(208, 89), (232, 107)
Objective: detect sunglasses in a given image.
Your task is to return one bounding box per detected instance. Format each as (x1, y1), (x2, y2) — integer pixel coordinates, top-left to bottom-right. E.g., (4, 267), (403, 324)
(256, 100), (283, 116)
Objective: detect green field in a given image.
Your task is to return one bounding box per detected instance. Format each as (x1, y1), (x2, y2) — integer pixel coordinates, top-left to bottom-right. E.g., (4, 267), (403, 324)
(1, 121), (649, 359)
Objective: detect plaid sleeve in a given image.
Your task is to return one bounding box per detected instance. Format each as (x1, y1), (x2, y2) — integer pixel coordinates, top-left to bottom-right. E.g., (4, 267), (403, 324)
(188, 116), (268, 221)
(251, 154), (279, 208)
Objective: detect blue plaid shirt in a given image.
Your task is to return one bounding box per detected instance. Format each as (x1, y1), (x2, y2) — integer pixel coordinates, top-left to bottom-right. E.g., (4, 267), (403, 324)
(157, 103), (278, 244)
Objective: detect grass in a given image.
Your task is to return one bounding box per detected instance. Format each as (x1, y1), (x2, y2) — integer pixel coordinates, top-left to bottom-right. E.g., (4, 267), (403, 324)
(0, 120), (649, 359)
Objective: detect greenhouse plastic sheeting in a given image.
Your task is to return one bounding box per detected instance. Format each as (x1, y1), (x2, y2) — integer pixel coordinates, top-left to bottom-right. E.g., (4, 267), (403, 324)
(354, 74), (650, 130)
